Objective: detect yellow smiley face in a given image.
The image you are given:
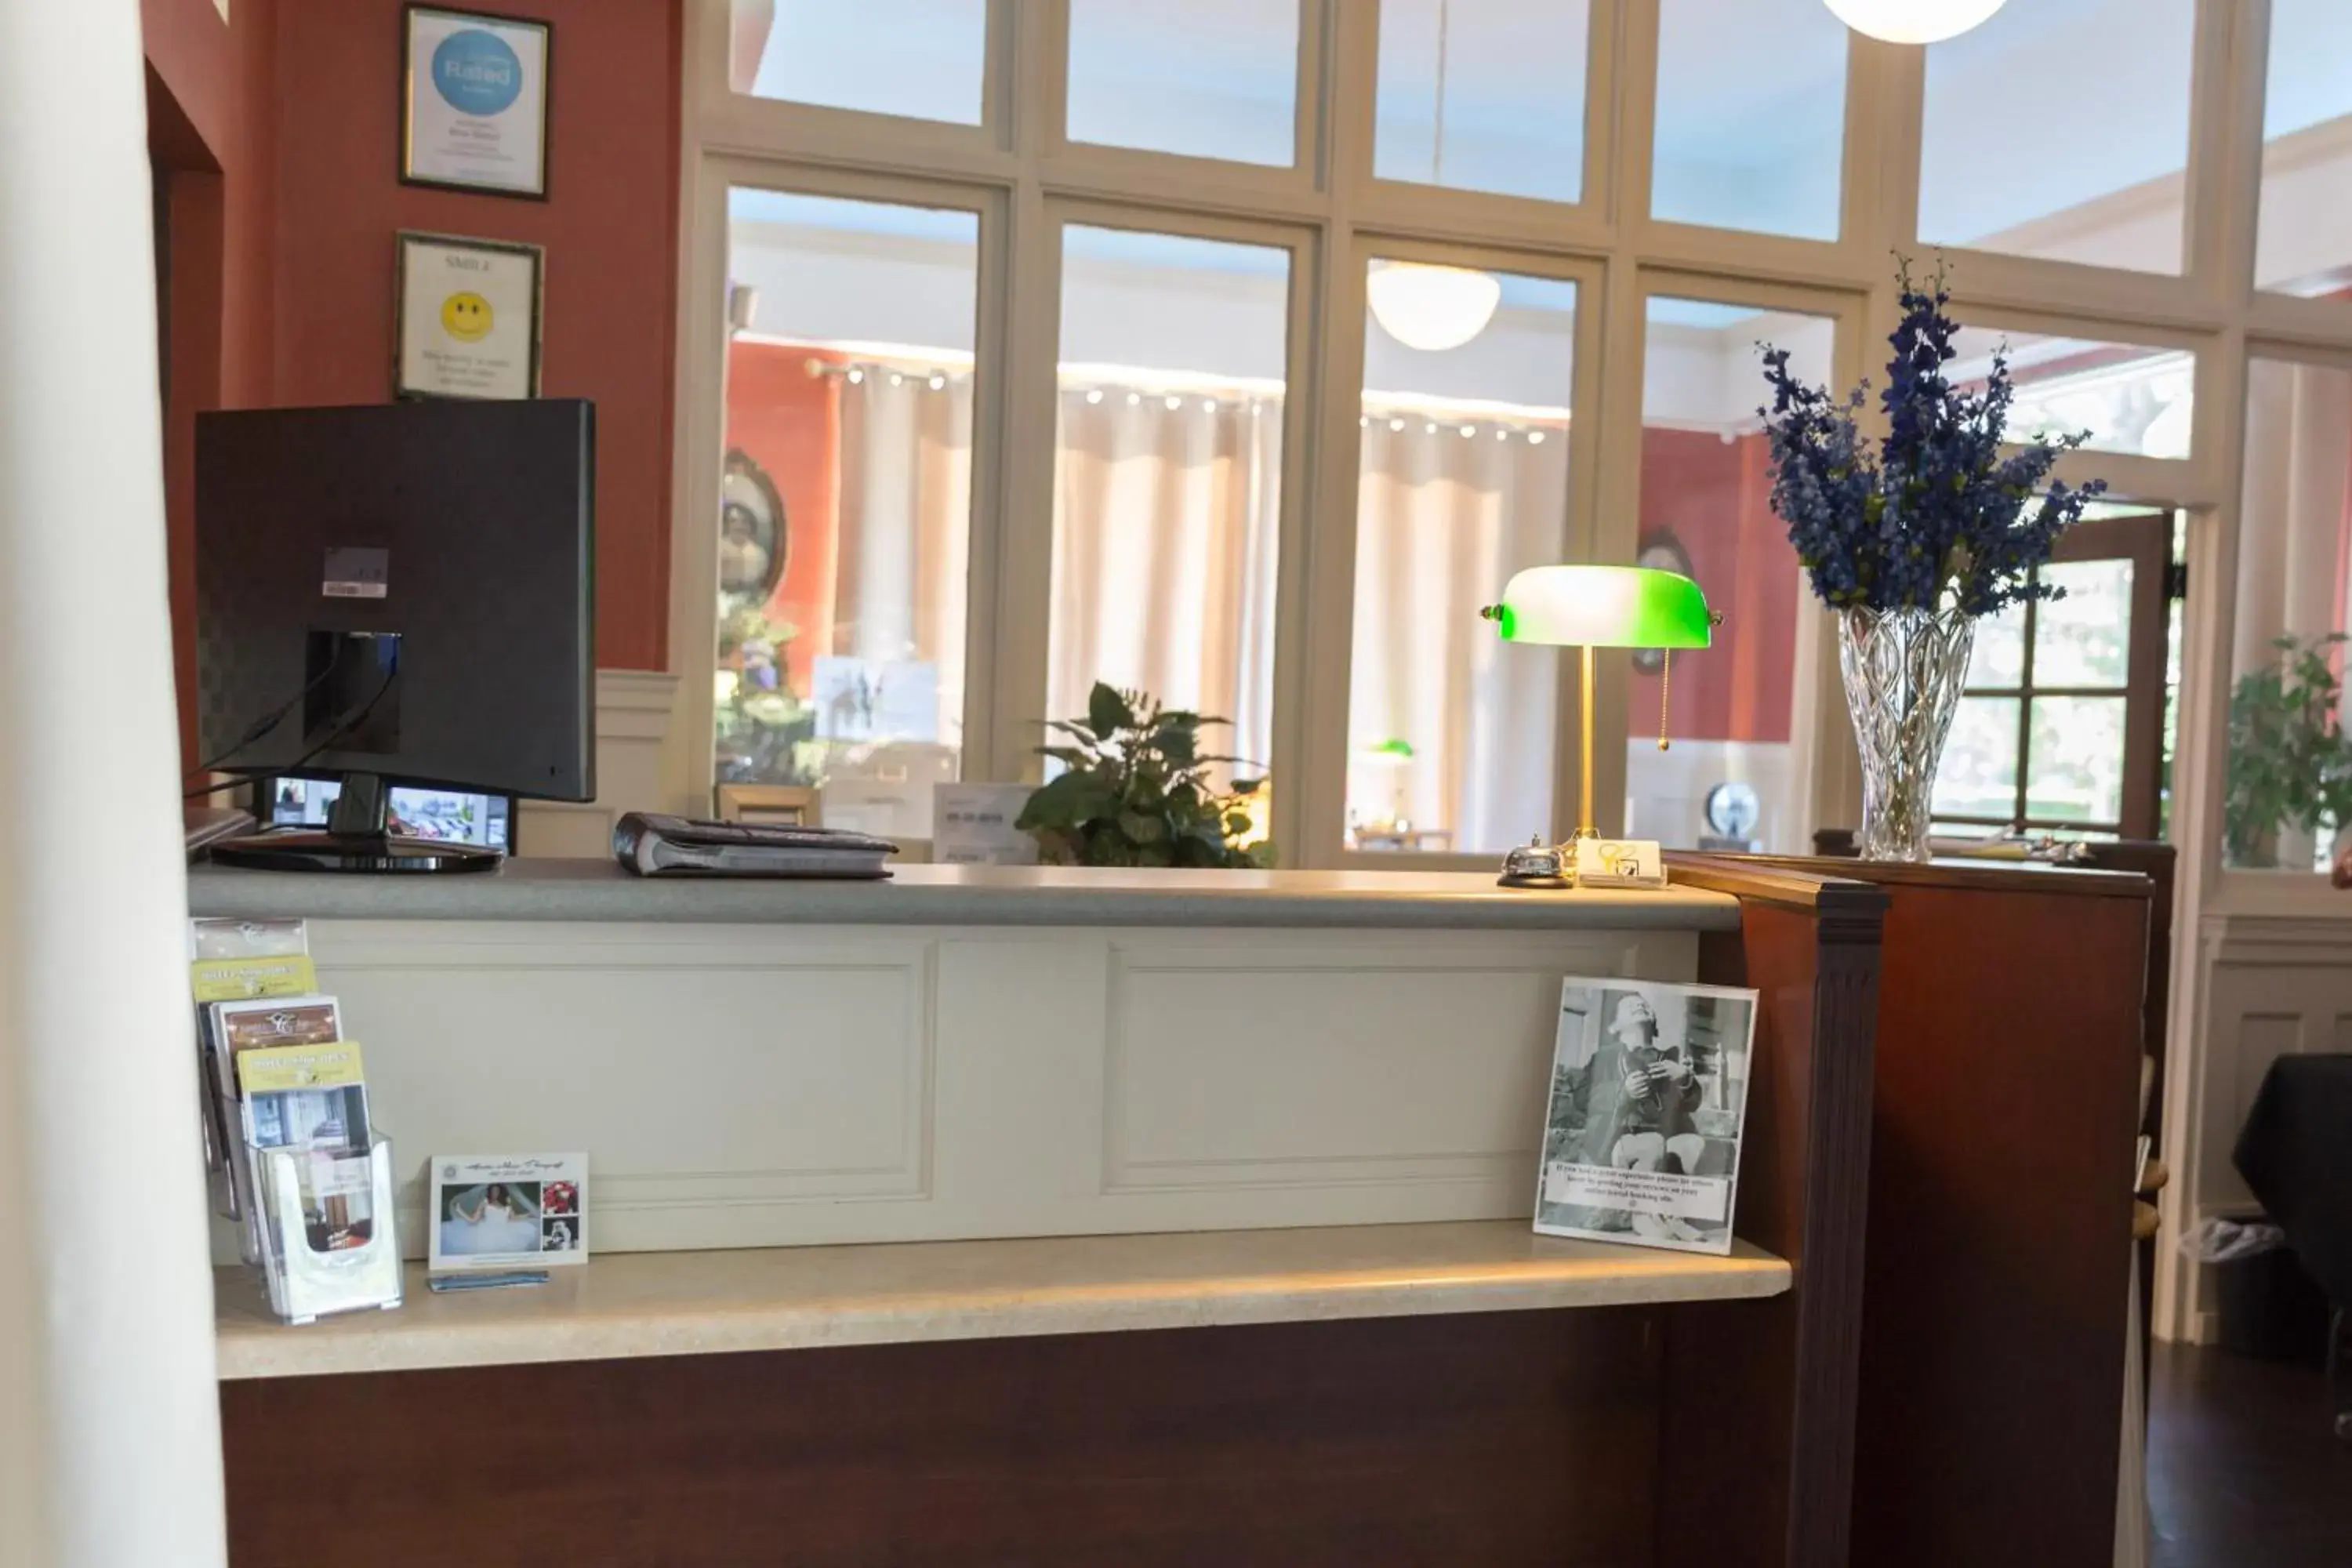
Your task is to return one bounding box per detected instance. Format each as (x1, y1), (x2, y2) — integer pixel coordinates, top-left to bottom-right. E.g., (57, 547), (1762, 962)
(441, 291), (494, 343)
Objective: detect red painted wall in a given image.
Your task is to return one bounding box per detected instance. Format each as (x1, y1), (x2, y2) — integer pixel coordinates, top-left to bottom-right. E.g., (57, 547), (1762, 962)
(145, 0), (281, 767)
(1632, 429), (1799, 745)
(724, 342), (843, 692)
(268, 0), (682, 671)
(145, 0), (682, 758)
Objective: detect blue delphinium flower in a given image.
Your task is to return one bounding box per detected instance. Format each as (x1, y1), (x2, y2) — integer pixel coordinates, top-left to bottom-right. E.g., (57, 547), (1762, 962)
(1758, 258), (2107, 615)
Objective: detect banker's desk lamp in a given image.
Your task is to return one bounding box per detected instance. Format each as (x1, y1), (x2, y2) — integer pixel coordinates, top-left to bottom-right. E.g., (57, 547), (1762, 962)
(1480, 564), (1717, 888)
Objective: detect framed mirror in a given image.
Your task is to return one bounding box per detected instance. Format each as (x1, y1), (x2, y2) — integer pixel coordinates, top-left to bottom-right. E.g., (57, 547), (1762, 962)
(719, 448), (787, 606)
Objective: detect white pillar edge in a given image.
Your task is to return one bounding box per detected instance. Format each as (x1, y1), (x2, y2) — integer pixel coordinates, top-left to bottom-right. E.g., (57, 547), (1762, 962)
(0, 2), (230, 1566)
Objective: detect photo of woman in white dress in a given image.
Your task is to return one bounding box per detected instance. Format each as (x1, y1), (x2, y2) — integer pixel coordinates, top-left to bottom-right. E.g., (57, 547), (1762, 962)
(440, 1181), (543, 1257)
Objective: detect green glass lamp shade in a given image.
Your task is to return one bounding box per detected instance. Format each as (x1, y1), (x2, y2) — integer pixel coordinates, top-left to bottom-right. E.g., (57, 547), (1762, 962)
(1484, 564), (1715, 649)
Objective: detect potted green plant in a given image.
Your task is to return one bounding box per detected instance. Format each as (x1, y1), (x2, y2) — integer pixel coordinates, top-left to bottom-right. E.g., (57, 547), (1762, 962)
(1017, 682), (1272, 869)
(2224, 632), (2352, 867)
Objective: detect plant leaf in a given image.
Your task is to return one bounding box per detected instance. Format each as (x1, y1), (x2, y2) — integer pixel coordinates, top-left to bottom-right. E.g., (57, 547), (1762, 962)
(1088, 681), (1135, 738)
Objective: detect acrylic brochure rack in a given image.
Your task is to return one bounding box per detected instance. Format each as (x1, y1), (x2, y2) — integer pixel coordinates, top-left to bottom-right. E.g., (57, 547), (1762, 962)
(190, 915), (404, 1325)
(249, 1136), (404, 1325)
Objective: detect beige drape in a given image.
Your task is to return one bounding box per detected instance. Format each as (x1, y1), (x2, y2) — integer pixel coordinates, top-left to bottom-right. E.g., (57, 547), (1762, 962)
(2237, 358), (2352, 670)
(829, 370), (1564, 844)
(2236, 357), (2352, 866)
(837, 373), (972, 750)
(1348, 421), (1571, 852)
(1049, 390), (1282, 779)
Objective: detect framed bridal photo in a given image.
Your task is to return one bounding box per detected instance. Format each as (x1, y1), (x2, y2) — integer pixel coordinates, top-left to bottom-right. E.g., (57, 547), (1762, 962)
(429, 1152), (589, 1272)
(401, 5), (551, 198)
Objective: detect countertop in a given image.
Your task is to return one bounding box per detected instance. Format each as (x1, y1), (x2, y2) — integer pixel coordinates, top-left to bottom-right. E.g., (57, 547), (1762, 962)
(187, 858), (1745, 931)
(215, 1221), (1791, 1380)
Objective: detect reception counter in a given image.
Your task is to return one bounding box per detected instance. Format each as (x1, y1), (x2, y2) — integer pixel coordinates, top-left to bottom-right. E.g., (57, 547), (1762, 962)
(188, 862), (1748, 1256)
(198, 858), (1883, 1568)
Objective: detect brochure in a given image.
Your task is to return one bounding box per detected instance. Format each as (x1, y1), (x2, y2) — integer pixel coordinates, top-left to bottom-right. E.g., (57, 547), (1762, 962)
(237, 1040), (372, 1156)
(209, 995), (343, 1100)
(1533, 977), (1761, 1256)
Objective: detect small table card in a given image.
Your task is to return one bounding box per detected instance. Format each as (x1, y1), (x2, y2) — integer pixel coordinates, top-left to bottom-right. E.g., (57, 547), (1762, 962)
(1573, 837), (1668, 889)
(429, 1152), (588, 1272)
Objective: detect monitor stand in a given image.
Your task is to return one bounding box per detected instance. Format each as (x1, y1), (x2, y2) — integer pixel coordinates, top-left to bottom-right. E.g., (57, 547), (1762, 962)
(210, 773), (503, 874)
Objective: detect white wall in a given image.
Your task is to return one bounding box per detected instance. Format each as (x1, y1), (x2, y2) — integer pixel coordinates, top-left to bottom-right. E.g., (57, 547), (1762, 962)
(2162, 915), (2352, 1343)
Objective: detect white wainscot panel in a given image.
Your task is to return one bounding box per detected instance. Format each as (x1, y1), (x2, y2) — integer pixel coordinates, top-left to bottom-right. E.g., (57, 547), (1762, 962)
(307, 922), (932, 1255)
(1099, 929), (1695, 1221)
(2167, 913), (2352, 1341)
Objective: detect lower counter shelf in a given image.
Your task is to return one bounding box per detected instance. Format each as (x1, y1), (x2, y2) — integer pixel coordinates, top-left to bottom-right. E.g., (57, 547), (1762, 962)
(216, 1219), (1790, 1381)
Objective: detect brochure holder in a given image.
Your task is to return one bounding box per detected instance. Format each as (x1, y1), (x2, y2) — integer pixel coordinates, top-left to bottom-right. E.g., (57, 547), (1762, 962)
(250, 1134), (405, 1325)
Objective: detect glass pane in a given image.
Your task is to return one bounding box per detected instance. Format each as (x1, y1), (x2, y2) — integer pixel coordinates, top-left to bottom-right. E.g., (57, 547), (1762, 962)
(1933, 696), (2020, 822)
(1051, 227), (1290, 801)
(2230, 358), (2352, 870)
(729, 0), (985, 125)
(1652, 0), (1846, 240)
(1067, 0), (1298, 165)
(1374, 0), (1589, 205)
(2256, 0), (2352, 295)
(2034, 559), (2134, 688)
(1621, 297), (1833, 853)
(2027, 696), (2125, 825)
(1968, 600), (2027, 689)
(1947, 324), (2193, 459)
(1919, 0), (2194, 274)
(719, 190), (978, 822)
(1349, 265), (1576, 855)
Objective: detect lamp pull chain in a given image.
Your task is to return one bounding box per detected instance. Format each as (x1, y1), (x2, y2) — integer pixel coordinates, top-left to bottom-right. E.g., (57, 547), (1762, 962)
(1659, 648), (1673, 752)
(1432, 0), (1449, 185)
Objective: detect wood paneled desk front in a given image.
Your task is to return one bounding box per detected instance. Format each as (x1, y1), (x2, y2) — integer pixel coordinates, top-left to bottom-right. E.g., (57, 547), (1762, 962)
(194, 860), (1885, 1567)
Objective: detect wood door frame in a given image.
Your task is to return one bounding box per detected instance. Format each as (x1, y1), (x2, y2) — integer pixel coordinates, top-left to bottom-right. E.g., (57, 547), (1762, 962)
(1938, 510), (2172, 840)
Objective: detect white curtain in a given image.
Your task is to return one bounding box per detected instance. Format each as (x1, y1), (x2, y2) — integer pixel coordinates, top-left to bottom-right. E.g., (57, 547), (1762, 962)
(1348, 420), (1570, 852)
(837, 372), (972, 750)
(2235, 358), (2351, 672)
(2236, 358), (2352, 865)
(1048, 389), (1281, 780)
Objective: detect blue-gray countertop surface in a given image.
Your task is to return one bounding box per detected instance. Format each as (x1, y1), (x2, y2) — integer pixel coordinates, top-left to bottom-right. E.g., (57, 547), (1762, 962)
(185, 859), (1744, 931)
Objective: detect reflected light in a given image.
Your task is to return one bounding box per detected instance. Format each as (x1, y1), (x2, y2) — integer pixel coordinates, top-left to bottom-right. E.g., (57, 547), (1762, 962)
(1367, 261), (1502, 352)
(1822, 0), (2006, 44)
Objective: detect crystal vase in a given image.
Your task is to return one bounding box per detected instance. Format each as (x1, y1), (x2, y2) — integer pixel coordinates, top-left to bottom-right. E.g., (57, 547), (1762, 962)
(1836, 605), (1976, 862)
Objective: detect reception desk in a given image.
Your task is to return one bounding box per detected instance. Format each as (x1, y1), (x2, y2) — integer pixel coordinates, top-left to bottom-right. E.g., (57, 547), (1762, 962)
(192, 861), (1884, 1567)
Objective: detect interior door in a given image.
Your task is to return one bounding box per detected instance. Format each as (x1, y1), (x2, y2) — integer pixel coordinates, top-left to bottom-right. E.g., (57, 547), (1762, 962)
(1933, 512), (2172, 840)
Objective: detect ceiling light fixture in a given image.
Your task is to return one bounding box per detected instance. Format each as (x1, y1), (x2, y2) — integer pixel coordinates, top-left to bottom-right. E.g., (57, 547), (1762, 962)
(1367, 0), (1500, 354)
(1821, 0), (2006, 45)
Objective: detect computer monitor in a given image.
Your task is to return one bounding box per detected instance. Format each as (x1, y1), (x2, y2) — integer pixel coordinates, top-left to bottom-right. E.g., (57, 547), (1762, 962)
(195, 399), (594, 872)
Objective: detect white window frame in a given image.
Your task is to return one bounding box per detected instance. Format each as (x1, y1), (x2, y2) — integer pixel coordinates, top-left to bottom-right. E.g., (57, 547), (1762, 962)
(670, 0), (2352, 894)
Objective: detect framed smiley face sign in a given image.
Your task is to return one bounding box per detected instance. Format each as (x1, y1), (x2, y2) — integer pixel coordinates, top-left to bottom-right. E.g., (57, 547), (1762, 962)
(394, 230), (543, 401)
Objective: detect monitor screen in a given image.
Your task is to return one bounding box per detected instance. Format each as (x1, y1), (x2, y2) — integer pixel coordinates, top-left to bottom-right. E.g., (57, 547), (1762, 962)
(262, 777), (513, 851)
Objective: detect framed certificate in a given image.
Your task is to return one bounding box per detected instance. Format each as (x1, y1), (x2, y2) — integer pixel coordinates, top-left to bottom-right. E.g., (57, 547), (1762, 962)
(401, 5), (550, 198)
(394, 231), (543, 401)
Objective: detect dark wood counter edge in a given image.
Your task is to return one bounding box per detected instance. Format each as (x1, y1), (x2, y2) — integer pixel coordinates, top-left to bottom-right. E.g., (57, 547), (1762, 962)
(1679, 848), (2153, 899)
(1665, 855), (1886, 1568)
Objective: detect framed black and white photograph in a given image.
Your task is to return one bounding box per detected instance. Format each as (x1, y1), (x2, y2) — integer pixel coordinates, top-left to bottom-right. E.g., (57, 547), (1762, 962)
(1534, 977), (1760, 1256)
(401, 5), (550, 199)
(394, 230), (543, 401)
